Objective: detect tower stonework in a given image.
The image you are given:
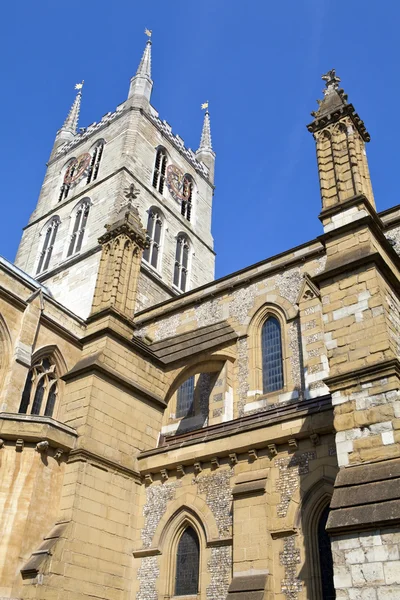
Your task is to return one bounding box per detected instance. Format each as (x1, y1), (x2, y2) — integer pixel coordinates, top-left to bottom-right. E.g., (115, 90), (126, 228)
(3, 59), (400, 600)
(309, 71), (400, 598)
(15, 38), (215, 319)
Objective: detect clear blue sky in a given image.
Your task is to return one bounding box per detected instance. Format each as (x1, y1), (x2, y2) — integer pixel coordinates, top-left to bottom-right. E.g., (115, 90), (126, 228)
(1, 1), (398, 279)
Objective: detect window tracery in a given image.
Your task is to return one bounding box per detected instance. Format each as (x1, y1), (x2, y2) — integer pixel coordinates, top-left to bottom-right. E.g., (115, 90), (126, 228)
(173, 235), (190, 292)
(67, 200), (90, 257)
(19, 357), (58, 418)
(86, 140), (105, 184)
(181, 175), (193, 221)
(152, 147), (167, 194)
(37, 217), (60, 274)
(143, 208), (163, 269)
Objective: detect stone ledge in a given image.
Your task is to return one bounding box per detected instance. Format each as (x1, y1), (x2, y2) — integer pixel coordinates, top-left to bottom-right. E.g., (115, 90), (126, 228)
(0, 413), (77, 449)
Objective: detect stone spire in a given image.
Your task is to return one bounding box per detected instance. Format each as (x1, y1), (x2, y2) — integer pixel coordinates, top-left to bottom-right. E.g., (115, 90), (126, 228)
(307, 70), (375, 220)
(61, 82), (83, 134)
(198, 108), (212, 151)
(196, 103), (216, 184)
(136, 38), (152, 79)
(49, 82), (84, 160)
(128, 31), (153, 107)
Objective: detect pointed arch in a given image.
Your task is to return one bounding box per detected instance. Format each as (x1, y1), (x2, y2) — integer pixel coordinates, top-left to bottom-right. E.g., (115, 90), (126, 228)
(173, 233), (191, 292)
(143, 206), (164, 270)
(19, 345), (67, 419)
(67, 198), (91, 257)
(152, 146), (168, 194)
(36, 216), (61, 274)
(58, 156), (77, 202)
(181, 174), (194, 221)
(86, 139), (105, 184)
(296, 475), (335, 600)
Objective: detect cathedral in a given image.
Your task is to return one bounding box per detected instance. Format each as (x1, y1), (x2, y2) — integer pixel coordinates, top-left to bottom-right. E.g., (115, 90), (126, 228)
(1, 32), (400, 600)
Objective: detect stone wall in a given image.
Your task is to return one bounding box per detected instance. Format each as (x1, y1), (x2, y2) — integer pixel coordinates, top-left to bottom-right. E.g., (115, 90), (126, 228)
(332, 529), (400, 600)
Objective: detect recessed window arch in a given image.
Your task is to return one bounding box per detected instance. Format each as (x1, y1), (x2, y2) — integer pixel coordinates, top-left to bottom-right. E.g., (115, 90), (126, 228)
(86, 139), (105, 184)
(67, 199), (91, 257)
(58, 157), (76, 202)
(261, 315), (284, 393)
(181, 174), (194, 221)
(317, 504), (335, 600)
(173, 234), (190, 292)
(175, 526), (200, 596)
(143, 207), (163, 269)
(152, 146), (168, 194)
(19, 356), (58, 418)
(36, 216), (60, 274)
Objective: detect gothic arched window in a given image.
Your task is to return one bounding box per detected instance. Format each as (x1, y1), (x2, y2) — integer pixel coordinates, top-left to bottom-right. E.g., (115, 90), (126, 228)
(37, 217), (60, 274)
(143, 208), (163, 269)
(261, 316), (284, 393)
(67, 200), (90, 257)
(86, 140), (105, 184)
(175, 527), (200, 596)
(318, 505), (335, 600)
(152, 147), (167, 194)
(19, 357), (58, 417)
(58, 158), (76, 202)
(176, 376), (195, 418)
(181, 175), (193, 222)
(173, 235), (190, 292)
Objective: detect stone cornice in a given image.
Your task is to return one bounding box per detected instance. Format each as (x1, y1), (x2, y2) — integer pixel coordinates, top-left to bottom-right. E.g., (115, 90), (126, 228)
(62, 353), (167, 409)
(0, 413), (77, 449)
(324, 358), (400, 393)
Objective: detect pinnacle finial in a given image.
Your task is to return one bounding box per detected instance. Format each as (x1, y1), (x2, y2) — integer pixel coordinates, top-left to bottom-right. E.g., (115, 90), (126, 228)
(322, 69), (341, 92)
(136, 30), (152, 78)
(61, 81), (84, 134)
(198, 102), (212, 151)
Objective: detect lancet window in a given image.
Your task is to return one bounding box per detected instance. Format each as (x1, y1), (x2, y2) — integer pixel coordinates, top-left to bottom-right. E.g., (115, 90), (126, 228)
(86, 140), (105, 184)
(19, 357), (58, 418)
(152, 147), (167, 194)
(261, 316), (284, 393)
(37, 217), (60, 274)
(143, 208), (163, 269)
(67, 200), (90, 257)
(58, 158), (76, 202)
(181, 175), (193, 221)
(173, 235), (190, 292)
(175, 526), (200, 596)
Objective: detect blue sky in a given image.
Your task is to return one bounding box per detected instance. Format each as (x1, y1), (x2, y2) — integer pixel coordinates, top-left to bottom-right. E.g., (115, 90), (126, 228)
(1, 1), (398, 279)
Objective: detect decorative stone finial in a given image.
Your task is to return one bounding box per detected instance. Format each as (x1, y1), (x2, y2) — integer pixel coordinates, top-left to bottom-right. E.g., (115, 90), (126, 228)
(321, 69), (341, 93)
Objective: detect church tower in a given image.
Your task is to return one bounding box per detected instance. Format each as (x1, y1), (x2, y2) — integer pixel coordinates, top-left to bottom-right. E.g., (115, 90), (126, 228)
(14, 33), (216, 319)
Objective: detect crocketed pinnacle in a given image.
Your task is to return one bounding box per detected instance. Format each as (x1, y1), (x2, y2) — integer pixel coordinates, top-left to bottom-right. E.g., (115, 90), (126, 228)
(136, 40), (152, 79)
(198, 110), (212, 151)
(62, 85), (83, 134)
(308, 69), (370, 142)
(311, 69), (348, 120)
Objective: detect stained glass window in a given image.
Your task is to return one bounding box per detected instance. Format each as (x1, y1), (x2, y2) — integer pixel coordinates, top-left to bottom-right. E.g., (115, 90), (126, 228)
(175, 527), (200, 596)
(176, 376), (195, 418)
(261, 316), (284, 393)
(318, 505), (335, 600)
